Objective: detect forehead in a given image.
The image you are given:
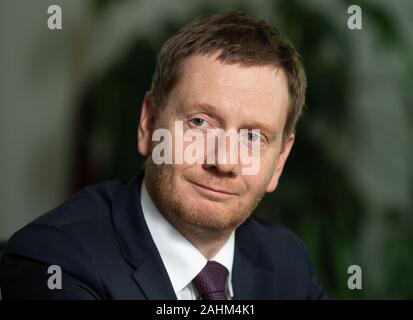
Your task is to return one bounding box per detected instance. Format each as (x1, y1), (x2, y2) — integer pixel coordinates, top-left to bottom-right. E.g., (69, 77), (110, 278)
(169, 54), (290, 131)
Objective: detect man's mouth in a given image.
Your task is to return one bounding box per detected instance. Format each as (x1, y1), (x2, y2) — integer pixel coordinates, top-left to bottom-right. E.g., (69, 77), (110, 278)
(189, 180), (239, 200)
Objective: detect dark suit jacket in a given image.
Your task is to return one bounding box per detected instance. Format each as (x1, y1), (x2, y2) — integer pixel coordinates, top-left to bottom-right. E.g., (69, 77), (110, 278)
(0, 173), (328, 300)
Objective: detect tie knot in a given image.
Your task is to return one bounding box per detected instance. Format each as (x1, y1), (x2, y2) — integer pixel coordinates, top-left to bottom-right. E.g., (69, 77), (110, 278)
(192, 261), (228, 300)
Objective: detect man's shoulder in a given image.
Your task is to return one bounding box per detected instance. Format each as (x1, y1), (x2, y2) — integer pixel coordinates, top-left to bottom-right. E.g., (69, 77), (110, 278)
(238, 216), (310, 262)
(2, 178), (133, 262)
(1, 178), (136, 283)
(32, 178), (129, 229)
(0, 178), (137, 300)
(241, 216), (305, 245)
(238, 217), (328, 299)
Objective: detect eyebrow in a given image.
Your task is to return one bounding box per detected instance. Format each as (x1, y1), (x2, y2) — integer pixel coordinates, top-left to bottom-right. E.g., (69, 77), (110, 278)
(188, 102), (279, 140)
(190, 103), (220, 115)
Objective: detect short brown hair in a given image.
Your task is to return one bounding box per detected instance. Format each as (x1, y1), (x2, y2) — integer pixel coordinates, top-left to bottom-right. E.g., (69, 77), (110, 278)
(151, 11), (306, 142)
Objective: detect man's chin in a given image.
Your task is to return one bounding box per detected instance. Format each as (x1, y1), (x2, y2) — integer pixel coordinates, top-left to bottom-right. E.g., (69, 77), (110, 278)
(173, 201), (246, 233)
(181, 216), (239, 234)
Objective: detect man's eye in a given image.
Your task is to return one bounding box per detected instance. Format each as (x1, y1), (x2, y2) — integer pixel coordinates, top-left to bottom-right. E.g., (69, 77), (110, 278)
(247, 132), (260, 142)
(189, 118), (207, 127)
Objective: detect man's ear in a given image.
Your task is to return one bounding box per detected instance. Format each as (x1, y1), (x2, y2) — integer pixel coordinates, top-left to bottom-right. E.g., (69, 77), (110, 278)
(266, 134), (295, 193)
(137, 92), (156, 157)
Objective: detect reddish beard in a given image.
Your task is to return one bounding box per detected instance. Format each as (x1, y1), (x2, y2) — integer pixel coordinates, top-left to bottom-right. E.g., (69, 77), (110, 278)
(144, 162), (266, 234)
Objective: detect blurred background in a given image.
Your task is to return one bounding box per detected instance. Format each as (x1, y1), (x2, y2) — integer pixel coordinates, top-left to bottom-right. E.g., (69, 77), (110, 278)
(0, 0), (412, 299)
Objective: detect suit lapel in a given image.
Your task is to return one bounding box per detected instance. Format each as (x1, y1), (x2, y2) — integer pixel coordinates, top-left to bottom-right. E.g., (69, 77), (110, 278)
(232, 221), (276, 299)
(112, 173), (177, 300)
(132, 250), (177, 299)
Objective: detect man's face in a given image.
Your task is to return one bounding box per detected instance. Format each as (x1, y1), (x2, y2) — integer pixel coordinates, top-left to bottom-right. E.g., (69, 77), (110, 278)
(139, 53), (294, 234)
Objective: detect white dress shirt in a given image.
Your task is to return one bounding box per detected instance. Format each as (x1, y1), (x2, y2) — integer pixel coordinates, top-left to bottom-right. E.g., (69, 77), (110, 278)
(140, 179), (235, 300)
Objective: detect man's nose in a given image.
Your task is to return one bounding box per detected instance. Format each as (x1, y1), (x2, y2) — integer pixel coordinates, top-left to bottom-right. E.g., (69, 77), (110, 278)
(203, 132), (240, 175)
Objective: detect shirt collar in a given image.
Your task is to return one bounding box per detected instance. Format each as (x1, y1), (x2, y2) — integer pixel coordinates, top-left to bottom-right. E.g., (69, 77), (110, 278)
(140, 178), (235, 297)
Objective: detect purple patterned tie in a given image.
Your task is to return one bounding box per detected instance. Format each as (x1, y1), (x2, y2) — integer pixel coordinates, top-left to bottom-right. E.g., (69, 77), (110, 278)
(192, 261), (228, 300)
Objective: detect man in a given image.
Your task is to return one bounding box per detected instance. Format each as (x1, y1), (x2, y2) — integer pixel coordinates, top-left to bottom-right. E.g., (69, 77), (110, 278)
(0, 11), (327, 300)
